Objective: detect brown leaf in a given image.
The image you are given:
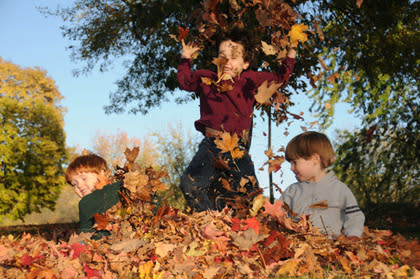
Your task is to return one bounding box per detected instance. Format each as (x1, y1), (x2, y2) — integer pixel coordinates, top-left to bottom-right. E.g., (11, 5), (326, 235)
(255, 80), (282, 105)
(93, 213), (109, 230)
(261, 40), (277, 56)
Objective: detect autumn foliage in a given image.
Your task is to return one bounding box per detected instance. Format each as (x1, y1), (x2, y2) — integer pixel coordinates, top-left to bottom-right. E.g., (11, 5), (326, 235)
(1, 148), (419, 278)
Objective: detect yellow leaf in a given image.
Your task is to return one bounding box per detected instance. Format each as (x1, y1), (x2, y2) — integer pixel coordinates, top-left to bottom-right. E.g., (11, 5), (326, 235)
(214, 132), (244, 159)
(277, 259), (299, 276)
(289, 23), (309, 47)
(201, 77), (213, 86)
(261, 41), (277, 56)
(250, 194), (266, 216)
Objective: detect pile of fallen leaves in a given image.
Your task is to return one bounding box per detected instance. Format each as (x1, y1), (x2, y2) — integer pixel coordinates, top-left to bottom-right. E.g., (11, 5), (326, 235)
(1, 149), (419, 278)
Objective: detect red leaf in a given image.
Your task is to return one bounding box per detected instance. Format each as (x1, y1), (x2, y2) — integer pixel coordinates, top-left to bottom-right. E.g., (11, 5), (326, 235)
(365, 124), (376, 143)
(93, 213), (109, 230)
(231, 218), (242, 231)
(244, 217), (260, 235)
(83, 263), (102, 278)
(20, 253), (34, 267)
(70, 243), (87, 260)
(178, 26), (189, 41)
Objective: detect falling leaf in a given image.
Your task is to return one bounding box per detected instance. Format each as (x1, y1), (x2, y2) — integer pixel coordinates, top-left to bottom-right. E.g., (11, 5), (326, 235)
(212, 57), (228, 80)
(250, 194), (266, 216)
(214, 132), (245, 159)
(261, 40), (277, 56)
(289, 23), (309, 47)
(255, 80), (282, 105)
(177, 26), (189, 41)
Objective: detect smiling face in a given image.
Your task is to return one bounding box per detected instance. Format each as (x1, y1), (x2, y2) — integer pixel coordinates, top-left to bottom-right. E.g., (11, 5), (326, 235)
(218, 40), (250, 78)
(70, 172), (99, 198)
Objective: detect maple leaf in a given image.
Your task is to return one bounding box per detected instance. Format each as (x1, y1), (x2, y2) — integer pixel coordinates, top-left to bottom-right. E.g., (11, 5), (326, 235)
(255, 80), (282, 105)
(289, 23), (309, 47)
(231, 229), (268, 251)
(261, 40), (277, 56)
(214, 132), (245, 159)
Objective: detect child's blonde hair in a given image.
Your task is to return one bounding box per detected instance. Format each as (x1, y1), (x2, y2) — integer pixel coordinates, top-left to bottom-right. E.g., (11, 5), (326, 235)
(65, 153), (110, 184)
(285, 131), (335, 169)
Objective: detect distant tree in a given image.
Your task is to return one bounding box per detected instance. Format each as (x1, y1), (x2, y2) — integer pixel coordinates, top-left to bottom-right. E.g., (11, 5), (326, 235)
(0, 57), (67, 220)
(333, 123), (420, 210)
(151, 123), (198, 187)
(90, 129), (160, 169)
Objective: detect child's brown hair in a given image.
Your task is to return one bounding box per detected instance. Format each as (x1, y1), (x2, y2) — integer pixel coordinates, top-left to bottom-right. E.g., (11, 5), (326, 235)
(217, 27), (257, 69)
(65, 153), (110, 184)
(285, 131), (335, 169)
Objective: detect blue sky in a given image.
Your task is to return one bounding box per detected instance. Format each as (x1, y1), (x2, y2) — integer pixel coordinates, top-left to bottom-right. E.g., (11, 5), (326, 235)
(0, 0), (360, 198)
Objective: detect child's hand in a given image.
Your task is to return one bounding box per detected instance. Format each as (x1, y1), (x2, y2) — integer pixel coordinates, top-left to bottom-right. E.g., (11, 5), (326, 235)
(181, 40), (201, 59)
(287, 48), (297, 59)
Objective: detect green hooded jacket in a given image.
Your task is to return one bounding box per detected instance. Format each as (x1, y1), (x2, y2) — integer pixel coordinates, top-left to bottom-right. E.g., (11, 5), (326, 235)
(78, 180), (122, 239)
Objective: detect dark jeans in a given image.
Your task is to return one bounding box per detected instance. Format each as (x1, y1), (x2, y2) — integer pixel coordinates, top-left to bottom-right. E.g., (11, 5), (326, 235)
(179, 137), (260, 212)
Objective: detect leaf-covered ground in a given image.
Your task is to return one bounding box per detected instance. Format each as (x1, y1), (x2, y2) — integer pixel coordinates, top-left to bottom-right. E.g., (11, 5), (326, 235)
(1, 148), (419, 278)
(1, 168), (420, 279)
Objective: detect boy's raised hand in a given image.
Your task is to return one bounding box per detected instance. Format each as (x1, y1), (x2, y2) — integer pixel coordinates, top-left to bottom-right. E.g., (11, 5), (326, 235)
(181, 39), (201, 59)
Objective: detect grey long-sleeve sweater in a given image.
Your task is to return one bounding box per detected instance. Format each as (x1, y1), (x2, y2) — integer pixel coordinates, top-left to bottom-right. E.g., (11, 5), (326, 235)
(280, 172), (365, 238)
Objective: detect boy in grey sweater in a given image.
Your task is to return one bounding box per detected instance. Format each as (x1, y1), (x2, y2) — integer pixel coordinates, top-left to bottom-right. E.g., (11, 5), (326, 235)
(280, 131), (365, 239)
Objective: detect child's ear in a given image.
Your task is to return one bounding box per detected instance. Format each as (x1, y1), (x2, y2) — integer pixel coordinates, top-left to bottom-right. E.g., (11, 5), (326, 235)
(311, 153), (321, 165)
(244, 61), (250, 70)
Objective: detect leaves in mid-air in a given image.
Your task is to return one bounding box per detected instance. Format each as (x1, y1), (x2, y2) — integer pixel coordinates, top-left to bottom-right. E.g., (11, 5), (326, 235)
(289, 23), (309, 47)
(214, 132), (245, 159)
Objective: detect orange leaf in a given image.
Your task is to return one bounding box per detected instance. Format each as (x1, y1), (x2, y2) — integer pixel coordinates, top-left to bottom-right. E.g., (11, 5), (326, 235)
(214, 132), (245, 159)
(93, 213), (109, 230)
(289, 23), (309, 47)
(309, 200), (329, 209)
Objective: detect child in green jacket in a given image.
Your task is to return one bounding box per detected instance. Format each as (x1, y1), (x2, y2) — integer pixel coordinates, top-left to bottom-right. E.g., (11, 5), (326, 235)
(65, 153), (121, 239)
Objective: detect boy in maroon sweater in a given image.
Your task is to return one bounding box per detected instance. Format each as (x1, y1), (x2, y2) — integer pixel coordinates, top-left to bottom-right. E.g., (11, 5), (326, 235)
(178, 28), (296, 212)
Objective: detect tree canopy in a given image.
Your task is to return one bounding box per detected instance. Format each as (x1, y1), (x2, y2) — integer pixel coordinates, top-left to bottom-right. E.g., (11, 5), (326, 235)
(0, 58), (68, 220)
(47, 0), (419, 209)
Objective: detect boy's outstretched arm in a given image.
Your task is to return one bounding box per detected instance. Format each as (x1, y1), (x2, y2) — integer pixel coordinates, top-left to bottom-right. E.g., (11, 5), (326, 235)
(181, 40), (201, 59)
